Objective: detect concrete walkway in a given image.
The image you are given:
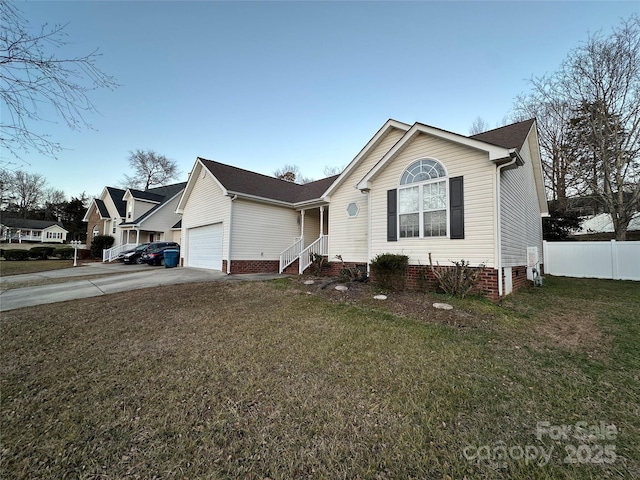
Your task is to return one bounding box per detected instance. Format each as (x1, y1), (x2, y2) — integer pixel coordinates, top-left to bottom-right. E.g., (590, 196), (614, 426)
(0, 262), (284, 312)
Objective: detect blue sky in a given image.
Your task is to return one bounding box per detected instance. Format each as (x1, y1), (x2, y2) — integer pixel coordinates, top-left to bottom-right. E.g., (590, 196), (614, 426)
(4, 0), (639, 199)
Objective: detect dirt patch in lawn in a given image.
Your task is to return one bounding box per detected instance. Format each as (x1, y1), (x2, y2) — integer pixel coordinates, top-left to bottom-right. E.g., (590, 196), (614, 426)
(295, 277), (491, 330)
(295, 276), (612, 356)
(533, 311), (611, 355)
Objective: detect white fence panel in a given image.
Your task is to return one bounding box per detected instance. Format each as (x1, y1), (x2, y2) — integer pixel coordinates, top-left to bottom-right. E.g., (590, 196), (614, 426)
(543, 240), (640, 281)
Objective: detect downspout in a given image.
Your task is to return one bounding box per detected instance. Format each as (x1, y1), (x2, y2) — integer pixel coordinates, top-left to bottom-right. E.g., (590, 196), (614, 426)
(365, 189), (372, 275)
(495, 152), (520, 298)
(227, 195), (237, 274)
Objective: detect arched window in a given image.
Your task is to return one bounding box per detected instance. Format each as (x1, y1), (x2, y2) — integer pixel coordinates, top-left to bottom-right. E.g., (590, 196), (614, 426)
(92, 225), (99, 238)
(398, 159), (448, 238)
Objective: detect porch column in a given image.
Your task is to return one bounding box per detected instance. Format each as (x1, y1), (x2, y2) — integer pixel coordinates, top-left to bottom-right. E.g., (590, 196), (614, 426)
(319, 206), (324, 236)
(136, 229), (140, 245)
(300, 209), (305, 239)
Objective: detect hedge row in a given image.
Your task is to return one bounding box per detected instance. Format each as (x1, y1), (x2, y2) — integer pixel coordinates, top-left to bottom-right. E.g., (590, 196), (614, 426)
(0, 246), (91, 261)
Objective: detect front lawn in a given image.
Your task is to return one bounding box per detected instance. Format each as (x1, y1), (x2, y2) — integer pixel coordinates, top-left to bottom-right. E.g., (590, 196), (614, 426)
(1, 276), (638, 479)
(0, 259), (74, 276)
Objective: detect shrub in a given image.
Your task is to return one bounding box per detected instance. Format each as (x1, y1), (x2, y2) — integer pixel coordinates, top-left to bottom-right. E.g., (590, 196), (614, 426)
(90, 235), (115, 259)
(309, 252), (327, 276)
(428, 253), (484, 299)
(335, 255), (367, 283)
(28, 246), (55, 260)
(54, 247), (75, 259)
(3, 249), (29, 261)
(370, 253), (408, 291)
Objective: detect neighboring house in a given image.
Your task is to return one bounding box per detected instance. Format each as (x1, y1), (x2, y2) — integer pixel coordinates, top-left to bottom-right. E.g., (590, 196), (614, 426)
(177, 118), (548, 300)
(0, 216), (69, 243)
(573, 212), (640, 238)
(83, 182), (186, 251)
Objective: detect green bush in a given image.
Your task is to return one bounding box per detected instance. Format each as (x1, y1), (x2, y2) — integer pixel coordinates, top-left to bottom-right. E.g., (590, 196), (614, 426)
(54, 247), (75, 260)
(90, 235), (115, 259)
(28, 246), (55, 260)
(370, 253), (408, 291)
(3, 249), (29, 261)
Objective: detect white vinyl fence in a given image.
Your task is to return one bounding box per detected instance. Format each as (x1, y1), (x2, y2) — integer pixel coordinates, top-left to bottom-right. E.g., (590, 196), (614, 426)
(543, 240), (640, 281)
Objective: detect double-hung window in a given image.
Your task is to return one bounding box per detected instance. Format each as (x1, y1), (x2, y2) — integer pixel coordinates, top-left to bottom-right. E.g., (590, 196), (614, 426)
(398, 159), (448, 238)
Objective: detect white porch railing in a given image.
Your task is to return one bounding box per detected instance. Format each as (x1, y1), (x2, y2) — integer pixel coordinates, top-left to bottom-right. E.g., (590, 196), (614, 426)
(298, 235), (328, 274)
(279, 237), (303, 273)
(103, 243), (137, 262)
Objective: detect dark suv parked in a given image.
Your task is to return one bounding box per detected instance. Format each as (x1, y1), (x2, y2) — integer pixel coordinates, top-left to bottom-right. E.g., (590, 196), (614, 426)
(139, 242), (180, 266)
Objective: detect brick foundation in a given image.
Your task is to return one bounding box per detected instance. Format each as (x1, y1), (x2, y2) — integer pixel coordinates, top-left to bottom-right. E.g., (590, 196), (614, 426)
(228, 260), (280, 274)
(510, 265), (529, 292)
(323, 261), (531, 301)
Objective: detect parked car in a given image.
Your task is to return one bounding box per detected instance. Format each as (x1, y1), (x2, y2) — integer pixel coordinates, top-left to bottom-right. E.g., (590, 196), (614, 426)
(117, 243), (149, 262)
(139, 242), (180, 266)
(122, 242), (157, 264)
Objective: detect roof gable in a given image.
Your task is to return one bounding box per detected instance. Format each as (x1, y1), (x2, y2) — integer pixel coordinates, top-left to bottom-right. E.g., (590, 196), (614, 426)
(120, 182), (186, 226)
(105, 187), (127, 217)
(356, 121), (516, 190)
(323, 119), (410, 198)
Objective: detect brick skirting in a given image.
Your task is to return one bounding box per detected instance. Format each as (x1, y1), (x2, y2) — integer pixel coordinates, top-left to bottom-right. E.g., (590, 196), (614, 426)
(228, 260), (280, 274)
(225, 256), (531, 300)
(323, 260), (530, 301)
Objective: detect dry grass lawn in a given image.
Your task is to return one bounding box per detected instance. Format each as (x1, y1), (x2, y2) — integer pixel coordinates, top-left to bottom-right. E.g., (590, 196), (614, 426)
(1, 276), (638, 479)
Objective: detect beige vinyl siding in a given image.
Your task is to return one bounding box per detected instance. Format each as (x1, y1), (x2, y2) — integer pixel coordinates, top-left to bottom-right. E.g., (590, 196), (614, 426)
(132, 200), (156, 222)
(181, 166), (231, 264)
(500, 138), (544, 267)
(230, 199), (299, 260)
(370, 132), (498, 267)
(301, 208), (321, 247)
(101, 194), (125, 245)
(138, 195), (182, 242)
(328, 127), (405, 262)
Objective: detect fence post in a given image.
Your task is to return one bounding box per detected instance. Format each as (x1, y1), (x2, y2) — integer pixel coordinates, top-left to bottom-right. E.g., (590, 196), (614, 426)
(542, 240), (548, 275)
(610, 240), (618, 280)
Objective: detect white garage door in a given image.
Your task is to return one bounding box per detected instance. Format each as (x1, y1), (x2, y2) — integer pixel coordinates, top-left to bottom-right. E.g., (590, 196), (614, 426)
(187, 223), (223, 270)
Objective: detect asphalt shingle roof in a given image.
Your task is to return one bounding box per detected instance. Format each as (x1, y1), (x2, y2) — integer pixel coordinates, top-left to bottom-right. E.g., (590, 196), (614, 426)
(94, 198), (109, 218)
(470, 118), (535, 149)
(0, 215), (66, 230)
(106, 187), (127, 217)
(199, 158), (338, 204)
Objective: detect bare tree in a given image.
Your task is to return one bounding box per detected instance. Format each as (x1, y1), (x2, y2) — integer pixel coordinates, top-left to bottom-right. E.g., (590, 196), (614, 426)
(122, 150), (180, 190)
(323, 165), (343, 177)
(515, 15), (640, 240)
(0, 0), (117, 161)
(9, 170), (46, 217)
(560, 16), (640, 240)
(273, 164), (314, 184)
(513, 86), (578, 205)
(469, 116), (490, 135)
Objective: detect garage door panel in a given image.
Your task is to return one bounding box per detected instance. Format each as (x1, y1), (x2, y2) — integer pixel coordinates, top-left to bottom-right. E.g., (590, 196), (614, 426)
(187, 223), (223, 270)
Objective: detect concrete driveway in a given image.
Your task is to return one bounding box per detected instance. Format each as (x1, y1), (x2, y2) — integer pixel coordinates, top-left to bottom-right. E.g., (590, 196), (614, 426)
(0, 262), (282, 312)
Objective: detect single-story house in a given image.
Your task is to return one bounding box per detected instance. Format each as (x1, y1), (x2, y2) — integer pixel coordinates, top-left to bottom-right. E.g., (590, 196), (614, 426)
(176, 118), (548, 300)
(83, 182), (186, 258)
(0, 216), (69, 243)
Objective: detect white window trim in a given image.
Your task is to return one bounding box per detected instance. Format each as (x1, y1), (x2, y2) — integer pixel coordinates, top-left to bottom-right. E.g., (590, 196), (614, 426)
(346, 202), (359, 218)
(398, 159), (449, 239)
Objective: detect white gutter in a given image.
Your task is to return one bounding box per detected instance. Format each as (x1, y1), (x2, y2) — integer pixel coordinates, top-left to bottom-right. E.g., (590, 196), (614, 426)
(495, 151), (521, 298)
(227, 194), (237, 274)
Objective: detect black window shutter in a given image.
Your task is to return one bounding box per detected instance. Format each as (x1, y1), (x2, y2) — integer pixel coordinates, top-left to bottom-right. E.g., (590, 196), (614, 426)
(387, 189), (397, 241)
(449, 176), (464, 239)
